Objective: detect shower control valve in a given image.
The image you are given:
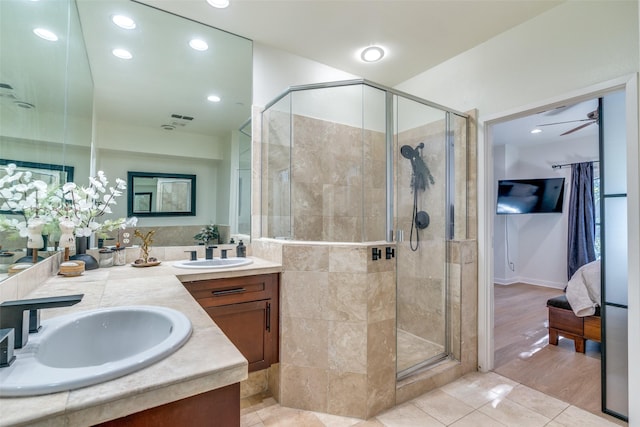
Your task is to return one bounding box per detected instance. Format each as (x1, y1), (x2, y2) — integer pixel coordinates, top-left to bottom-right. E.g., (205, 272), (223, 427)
(385, 247), (395, 259)
(371, 247), (382, 261)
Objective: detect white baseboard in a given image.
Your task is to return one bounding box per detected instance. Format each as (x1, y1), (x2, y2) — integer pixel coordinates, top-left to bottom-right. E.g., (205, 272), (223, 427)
(493, 276), (565, 290)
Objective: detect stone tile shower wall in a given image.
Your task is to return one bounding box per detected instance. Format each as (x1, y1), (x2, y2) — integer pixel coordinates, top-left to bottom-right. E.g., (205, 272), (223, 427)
(261, 111), (386, 242)
(252, 241), (397, 419)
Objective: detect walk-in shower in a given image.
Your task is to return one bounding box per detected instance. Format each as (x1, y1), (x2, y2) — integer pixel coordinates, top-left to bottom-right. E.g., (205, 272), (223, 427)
(260, 79), (469, 381)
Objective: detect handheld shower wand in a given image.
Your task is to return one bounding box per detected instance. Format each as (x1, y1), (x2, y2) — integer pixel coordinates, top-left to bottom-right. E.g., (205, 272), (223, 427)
(400, 142), (433, 251)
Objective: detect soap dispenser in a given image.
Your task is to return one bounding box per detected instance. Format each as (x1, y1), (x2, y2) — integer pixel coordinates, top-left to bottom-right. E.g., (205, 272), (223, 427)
(236, 240), (246, 258)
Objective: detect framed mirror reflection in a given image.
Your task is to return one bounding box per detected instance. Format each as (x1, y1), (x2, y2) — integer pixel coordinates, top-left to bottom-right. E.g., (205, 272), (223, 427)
(127, 172), (196, 217)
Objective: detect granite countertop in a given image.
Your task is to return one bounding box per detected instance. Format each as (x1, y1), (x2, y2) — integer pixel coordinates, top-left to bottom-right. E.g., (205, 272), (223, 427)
(0, 256), (282, 427)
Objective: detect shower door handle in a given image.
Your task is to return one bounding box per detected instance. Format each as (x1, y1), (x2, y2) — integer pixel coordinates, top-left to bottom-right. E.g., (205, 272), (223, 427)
(396, 229), (404, 243)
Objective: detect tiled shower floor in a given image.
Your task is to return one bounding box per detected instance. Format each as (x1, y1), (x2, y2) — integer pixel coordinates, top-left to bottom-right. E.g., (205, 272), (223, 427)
(396, 329), (444, 373)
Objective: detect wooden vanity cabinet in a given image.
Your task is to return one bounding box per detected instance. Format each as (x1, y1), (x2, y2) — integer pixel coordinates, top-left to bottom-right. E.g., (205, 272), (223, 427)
(182, 273), (279, 372)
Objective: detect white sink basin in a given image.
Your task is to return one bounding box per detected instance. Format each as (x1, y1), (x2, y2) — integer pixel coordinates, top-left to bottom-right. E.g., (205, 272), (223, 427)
(173, 257), (253, 269)
(0, 306), (192, 396)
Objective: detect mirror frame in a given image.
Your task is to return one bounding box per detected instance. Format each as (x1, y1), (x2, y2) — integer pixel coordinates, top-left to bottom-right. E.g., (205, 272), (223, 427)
(127, 171), (196, 217)
(0, 159), (75, 215)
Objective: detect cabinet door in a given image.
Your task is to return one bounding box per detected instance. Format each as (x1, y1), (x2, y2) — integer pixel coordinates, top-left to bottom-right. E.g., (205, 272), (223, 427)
(206, 300), (274, 372)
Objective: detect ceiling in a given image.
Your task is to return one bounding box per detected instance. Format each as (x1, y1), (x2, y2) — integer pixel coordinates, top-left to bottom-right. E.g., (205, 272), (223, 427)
(492, 98), (600, 147)
(3, 0), (570, 145)
(77, 0), (253, 138)
(140, 0), (565, 87)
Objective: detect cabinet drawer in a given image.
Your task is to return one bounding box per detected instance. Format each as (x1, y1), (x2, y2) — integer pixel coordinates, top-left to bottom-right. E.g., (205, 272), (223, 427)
(584, 316), (601, 342)
(183, 274), (275, 307)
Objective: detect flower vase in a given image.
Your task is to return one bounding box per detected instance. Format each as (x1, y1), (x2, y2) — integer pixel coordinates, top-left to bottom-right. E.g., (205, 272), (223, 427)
(70, 236), (99, 270)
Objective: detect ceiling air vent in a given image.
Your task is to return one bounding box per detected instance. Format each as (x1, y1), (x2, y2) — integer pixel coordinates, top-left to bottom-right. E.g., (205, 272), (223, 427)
(171, 114), (194, 121)
(14, 101), (35, 109)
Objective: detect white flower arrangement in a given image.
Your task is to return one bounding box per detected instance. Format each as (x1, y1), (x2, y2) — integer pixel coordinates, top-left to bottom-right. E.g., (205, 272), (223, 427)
(0, 165), (136, 241)
(55, 171), (137, 236)
(0, 163), (55, 238)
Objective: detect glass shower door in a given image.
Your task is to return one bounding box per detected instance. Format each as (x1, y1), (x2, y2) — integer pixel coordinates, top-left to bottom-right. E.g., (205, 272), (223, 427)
(394, 96), (450, 378)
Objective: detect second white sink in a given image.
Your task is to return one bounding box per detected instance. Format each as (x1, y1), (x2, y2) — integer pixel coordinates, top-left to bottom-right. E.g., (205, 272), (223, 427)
(173, 257), (253, 269)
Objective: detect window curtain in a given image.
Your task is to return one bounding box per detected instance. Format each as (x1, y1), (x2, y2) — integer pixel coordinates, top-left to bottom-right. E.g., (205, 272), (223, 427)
(567, 162), (596, 280)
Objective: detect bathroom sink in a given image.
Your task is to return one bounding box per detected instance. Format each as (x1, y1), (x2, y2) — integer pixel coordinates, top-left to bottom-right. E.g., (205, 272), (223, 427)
(0, 306), (192, 396)
(173, 257), (253, 269)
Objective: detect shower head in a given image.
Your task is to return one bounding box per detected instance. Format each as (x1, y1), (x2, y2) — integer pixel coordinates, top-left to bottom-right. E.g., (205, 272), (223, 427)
(400, 143), (425, 160)
(400, 145), (416, 159)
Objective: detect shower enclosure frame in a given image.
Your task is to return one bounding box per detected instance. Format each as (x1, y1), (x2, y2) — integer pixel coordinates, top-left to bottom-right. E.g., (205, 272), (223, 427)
(260, 79), (470, 380)
(261, 78), (469, 241)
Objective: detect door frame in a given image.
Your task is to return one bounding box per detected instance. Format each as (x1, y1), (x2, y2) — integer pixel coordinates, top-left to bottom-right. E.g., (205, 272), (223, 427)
(478, 74), (638, 417)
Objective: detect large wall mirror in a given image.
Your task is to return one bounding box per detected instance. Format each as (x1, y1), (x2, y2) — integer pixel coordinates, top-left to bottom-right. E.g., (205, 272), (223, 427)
(0, 0), (93, 277)
(83, 0), (252, 241)
(0, 0), (252, 278)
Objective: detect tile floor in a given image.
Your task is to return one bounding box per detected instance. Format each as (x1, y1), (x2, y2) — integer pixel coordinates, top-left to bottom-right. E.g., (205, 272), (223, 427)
(241, 371), (626, 427)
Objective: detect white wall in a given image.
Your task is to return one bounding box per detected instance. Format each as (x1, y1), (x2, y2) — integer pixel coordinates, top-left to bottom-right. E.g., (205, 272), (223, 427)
(253, 42), (358, 107)
(493, 136), (599, 288)
(395, 1), (638, 116)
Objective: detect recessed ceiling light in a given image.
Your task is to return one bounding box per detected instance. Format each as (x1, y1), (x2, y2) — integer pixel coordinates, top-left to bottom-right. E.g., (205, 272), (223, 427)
(112, 48), (133, 59)
(189, 39), (208, 51)
(531, 128), (542, 134)
(112, 15), (136, 30)
(207, 95), (221, 103)
(360, 45), (385, 63)
(206, 0), (230, 8)
(33, 28), (58, 41)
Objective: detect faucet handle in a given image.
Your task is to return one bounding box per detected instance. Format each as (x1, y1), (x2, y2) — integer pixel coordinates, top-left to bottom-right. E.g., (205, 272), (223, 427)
(185, 250), (198, 261)
(0, 294), (84, 349)
(0, 328), (16, 367)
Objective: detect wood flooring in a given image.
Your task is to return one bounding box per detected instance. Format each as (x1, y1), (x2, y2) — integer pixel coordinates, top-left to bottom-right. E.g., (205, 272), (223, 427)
(493, 283), (607, 418)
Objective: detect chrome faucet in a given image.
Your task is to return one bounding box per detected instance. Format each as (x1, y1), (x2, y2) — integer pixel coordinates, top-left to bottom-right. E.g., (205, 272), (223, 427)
(0, 294), (84, 349)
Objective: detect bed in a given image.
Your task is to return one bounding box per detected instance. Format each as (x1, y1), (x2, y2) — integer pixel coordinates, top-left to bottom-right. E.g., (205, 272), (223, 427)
(547, 260), (601, 353)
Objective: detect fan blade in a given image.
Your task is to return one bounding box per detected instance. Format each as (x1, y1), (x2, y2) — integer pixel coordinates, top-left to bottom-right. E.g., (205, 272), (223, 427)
(560, 121), (595, 136)
(537, 118), (593, 127)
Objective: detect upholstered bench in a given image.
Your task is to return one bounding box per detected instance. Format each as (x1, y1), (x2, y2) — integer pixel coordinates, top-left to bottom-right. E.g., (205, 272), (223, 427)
(547, 294), (601, 353)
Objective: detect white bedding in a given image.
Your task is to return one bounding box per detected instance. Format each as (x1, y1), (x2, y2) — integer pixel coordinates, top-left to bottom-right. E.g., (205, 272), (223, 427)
(565, 260), (601, 317)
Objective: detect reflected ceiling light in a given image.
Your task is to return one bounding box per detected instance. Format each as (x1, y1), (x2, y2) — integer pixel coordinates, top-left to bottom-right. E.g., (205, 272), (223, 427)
(33, 28), (58, 41)
(189, 39), (208, 51)
(112, 48), (133, 59)
(207, 95), (221, 103)
(112, 14), (136, 30)
(530, 128), (542, 134)
(206, 0), (230, 8)
(359, 45), (385, 63)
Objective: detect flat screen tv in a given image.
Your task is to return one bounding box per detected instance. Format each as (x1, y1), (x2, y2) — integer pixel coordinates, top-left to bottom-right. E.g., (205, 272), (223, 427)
(496, 178), (565, 214)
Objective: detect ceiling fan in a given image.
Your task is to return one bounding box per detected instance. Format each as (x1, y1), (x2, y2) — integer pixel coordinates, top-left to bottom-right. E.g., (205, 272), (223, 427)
(537, 109), (599, 136)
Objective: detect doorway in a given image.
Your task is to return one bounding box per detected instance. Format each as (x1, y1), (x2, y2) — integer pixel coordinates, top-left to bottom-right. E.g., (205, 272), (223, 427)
(489, 97), (602, 414)
(481, 76), (637, 422)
